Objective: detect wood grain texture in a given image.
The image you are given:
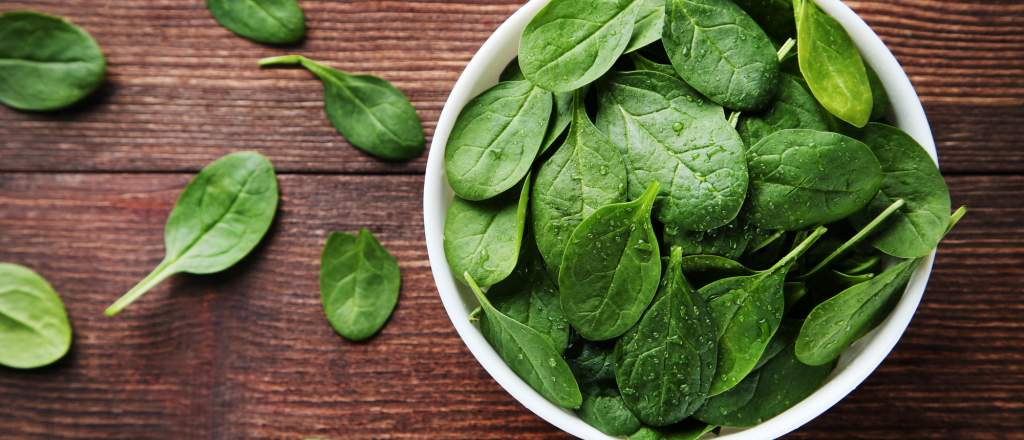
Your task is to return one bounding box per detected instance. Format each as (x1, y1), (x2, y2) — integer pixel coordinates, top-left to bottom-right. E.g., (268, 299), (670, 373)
(0, 0), (1021, 173)
(0, 0), (1022, 439)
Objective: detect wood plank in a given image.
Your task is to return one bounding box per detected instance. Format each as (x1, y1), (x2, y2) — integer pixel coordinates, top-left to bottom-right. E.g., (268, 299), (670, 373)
(0, 173), (1020, 438)
(0, 0), (1022, 173)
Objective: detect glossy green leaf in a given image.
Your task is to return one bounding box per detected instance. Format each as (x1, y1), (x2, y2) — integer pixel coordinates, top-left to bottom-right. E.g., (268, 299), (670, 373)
(850, 123), (952, 259)
(732, 0), (796, 42)
(663, 0), (780, 111)
(746, 129), (883, 231)
(0, 264), (72, 369)
(498, 58), (572, 155)
(0, 11), (106, 111)
(444, 177), (530, 288)
(738, 74), (830, 147)
(698, 226), (825, 395)
(629, 53), (678, 77)
(259, 55), (425, 161)
(795, 0), (872, 127)
(625, 0), (665, 53)
(578, 385), (644, 436)
(615, 247), (717, 426)
(566, 338), (618, 388)
(443, 80), (552, 200)
(559, 182), (661, 341)
(665, 216), (753, 260)
(532, 93), (627, 274)
(630, 421), (716, 440)
(207, 0), (305, 44)
(866, 67), (891, 122)
(319, 229), (400, 341)
(519, 0), (641, 92)
(466, 272), (583, 409)
(105, 152), (279, 316)
(680, 255), (757, 288)
(595, 71), (748, 231)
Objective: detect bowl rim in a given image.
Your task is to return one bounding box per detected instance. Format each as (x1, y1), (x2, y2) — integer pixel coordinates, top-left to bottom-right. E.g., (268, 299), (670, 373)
(423, 1), (938, 438)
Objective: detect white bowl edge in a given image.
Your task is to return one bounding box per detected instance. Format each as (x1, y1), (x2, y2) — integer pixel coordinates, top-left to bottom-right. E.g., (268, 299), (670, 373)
(423, 1), (939, 439)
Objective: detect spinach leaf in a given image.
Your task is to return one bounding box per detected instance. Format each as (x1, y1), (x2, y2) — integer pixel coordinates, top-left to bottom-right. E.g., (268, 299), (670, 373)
(207, 0), (305, 44)
(498, 58), (572, 154)
(105, 152), (279, 316)
(532, 92), (627, 274)
(698, 226), (825, 395)
(629, 53), (678, 77)
(595, 71), (748, 231)
(680, 255), (757, 288)
(738, 74), (830, 147)
(799, 198), (905, 278)
(866, 67), (891, 122)
(0, 11), (106, 111)
(519, 0), (641, 92)
(259, 55), (425, 161)
(732, 0), (796, 42)
(0, 263), (72, 369)
(696, 322), (833, 427)
(485, 233), (569, 352)
(665, 216), (753, 260)
(615, 247), (717, 426)
(559, 182), (661, 341)
(796, 258), (919, 365)
(794, 0), (873, 127)
(465, 272), (583, 409)
(630, 421), (715, 440)
(444, 176), (530, 288)
(746, 129), (883, 231)
(319, 229), (400, 341)
(625, 0), (666, 53)
(578, 385), (644, 436)
(663, 0), (780, 111)
(566, 338), (618, 387)
(443, 80), (552, 200)
(500, 58), (525, 81)
(850, 123), (952, 258)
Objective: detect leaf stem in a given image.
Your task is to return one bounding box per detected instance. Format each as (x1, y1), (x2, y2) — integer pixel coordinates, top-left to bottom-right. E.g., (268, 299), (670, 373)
(257, 54), (304, 67)
(798, 198), (906, 279)
(945, 206), (968, 235)
(747, 229), (786, 255)
(770, 226), (827, 272)
(104, 259), (177, 316)
(776, 38), (797, 61)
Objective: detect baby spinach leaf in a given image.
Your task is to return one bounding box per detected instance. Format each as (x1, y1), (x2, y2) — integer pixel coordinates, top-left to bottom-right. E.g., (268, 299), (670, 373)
(746, 129), (883, 231)
(800, 198), (905, 278)
(566, 338), (618, 387)
(0, 263), (72, 369)
(595, 71), (748, 231)
(443, 80), (552, 200)
(615, 247), (717, 426)
(259, 55), (425, 161)
(665, 216), (753, 260)
(630, 422), (715, 440)
(625, 0), (666, 53)
(738, 74), (830, 147)
(559, 182), (661, 341)
(866, 67), (891, 122)
(850, 123), (952, 259)
(319, 229), (400, 342)
(698, 226), (825, 395)
(485, 233), (569, 352)
(105, 152), (279, 316)
(663, 0), (781, 111)
(578, 385), (644, 436)
(794, 0), (872, 127)
(532, 92), (628, 274)
(498, 58), (573, 155)
(732, 0), (796, 43)
(519, 0), (641, 92)
(696, 322), (833, 427)
(795, 258), (918, 365)
(0, 11), (106, 111)
(444, 177), (530, 288)
(630, 53), (679, 77)
(680, 255), (757, 288)
(207, 0), (305, 44)
(465, 272), (583, 409)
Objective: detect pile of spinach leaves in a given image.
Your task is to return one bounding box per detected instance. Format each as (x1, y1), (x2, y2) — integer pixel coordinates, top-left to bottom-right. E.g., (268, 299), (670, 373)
(443, 0), (964, 436)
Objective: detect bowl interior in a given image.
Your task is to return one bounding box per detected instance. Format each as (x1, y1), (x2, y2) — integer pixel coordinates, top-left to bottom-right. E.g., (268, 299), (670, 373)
(423, 1), (939, 438)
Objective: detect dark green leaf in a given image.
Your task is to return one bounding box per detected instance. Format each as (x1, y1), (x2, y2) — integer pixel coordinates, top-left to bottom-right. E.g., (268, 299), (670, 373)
(0, 263), (72, 369)
(578, 385), (644, 436)
(732, 0), (796, 42)
(866, 67), (891, 122)
(444, 177), (530, 287)
(630, 421), (715, 440)
(630, 53), (679, 77)
(625, 0), (666, 53)
(319, 229), (400, 341)
(566, 338), (618, 388)
(665, 216), (753, 260)
(207, 0), (305, 44)
(738, 74), (830, 147)
(680, 255), (757, 288)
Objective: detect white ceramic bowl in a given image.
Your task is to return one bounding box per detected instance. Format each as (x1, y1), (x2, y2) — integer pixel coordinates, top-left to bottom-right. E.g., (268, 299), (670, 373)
(424, 1), (938, 438)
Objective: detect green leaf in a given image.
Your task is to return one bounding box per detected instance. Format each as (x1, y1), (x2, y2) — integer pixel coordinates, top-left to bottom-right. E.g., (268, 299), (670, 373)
(746, 129), (883, 231)
(443, 80), (552, 200)
(319, 229), (400, 341)
(680, 255), (757, 288)
(850, 123), (952, 258)
(615, 247), (717, 426)
(444, 177), (530, 288)
(629, 53), (679, 77)
(664, 216), (753, 260)
(577, 385), (644, 436)
(519, 0), (642, 92)
(0, 264), (72, 369)
(106, 152), (279, 316)
(866, 66), (892, 122)
(207, 0), (305, 44)
(259, 55), (425, 161)
(699, 226), (825, 395)
(465, 272), (583, 409)
(559, 182), (662, 341)
(663, 0), (781, 111)
(625, 0), (666, 53)
(738, 74), (831, 147)
(799, 198), (905, 278)
(0, 11), (106, 111)
(794, 0), (872, 127)
(532, 93), (628, 274)
(630, 421), (716, 440)
(566, 338), (618, 388)
(732, 0), (796, 43)
(595, 71), (749, 231)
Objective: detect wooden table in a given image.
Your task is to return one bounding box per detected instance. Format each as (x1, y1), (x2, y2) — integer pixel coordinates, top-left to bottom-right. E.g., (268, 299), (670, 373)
(1, 1), (1021, 438)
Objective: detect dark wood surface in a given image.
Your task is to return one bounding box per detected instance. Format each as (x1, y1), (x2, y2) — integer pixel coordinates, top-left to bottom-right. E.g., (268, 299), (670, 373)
(0, 1), (1021, 439)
